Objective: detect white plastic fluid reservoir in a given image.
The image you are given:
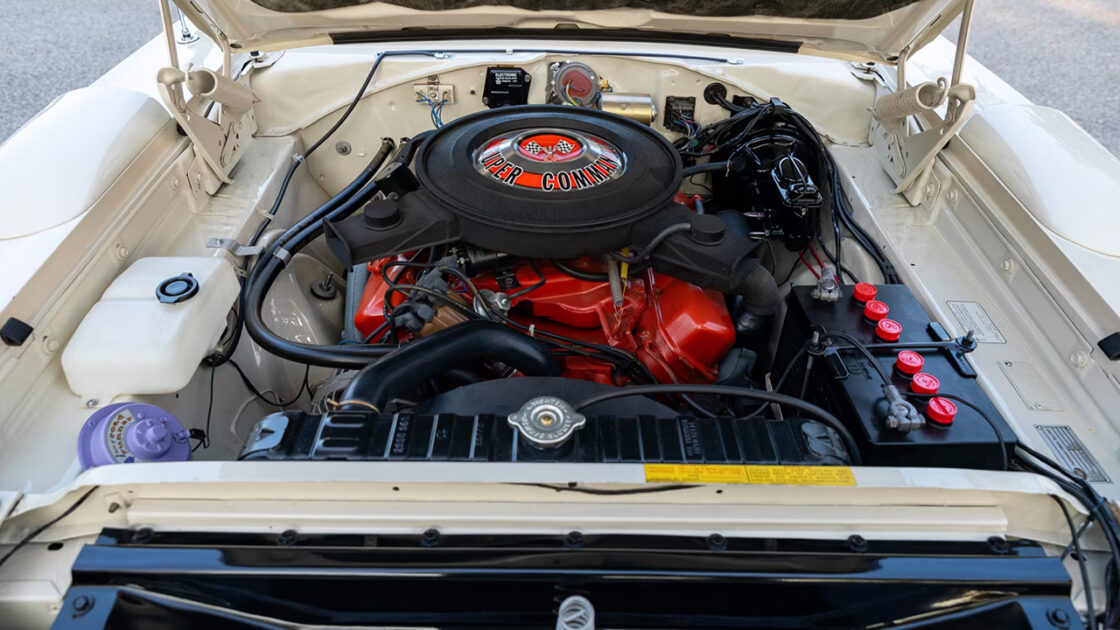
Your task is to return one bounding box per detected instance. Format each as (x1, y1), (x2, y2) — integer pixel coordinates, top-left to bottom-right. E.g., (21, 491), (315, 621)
(62, 257), (239, 401)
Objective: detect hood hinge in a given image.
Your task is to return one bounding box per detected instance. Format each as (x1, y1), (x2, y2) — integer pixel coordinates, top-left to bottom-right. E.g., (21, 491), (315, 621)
(156, 0), (257, 187)
(860, 0), (978, 206)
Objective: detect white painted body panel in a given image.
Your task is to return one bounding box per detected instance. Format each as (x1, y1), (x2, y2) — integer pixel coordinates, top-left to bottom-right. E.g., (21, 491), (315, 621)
(0, 88), (170, 241)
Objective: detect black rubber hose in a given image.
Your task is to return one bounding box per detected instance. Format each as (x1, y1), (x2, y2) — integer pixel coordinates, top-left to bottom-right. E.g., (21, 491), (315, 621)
(243, 191), (396, 367)
(681, 160), (731, 178)
(732, 265), (781, 316)
(240, 134), (435, 368)
(253, 137), (397, 281)
(339, 320), (562, 411)
(206, 47), (420, 369)
(611, 223), (692, 263)
(207, 138), (396, 367)
(260, 130), (427, 271)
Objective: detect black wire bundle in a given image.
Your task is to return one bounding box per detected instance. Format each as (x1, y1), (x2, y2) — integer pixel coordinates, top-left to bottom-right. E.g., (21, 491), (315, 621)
(1014, 443), (1120, 629)
(679, 97), (900, 285)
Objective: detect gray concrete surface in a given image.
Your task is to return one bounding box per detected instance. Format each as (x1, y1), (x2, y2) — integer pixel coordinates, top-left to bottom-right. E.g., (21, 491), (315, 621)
(0, 0), (1117, 155)
(0, 0), (162, 142)
(953, 0), (1120, 156)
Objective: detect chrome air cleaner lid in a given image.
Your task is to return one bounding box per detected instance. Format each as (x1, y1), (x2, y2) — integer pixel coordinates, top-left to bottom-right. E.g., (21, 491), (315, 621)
(474, 128), (625, 192)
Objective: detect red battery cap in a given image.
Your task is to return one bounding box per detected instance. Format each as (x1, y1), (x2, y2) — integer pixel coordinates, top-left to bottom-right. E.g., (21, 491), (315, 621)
(852, 282), (877, 303)
(895, 350), (924, 375)
(926, 397), (957, 426)
(864, 300), (889, 321)
(876, 318), (902, 341)
(911, 372), (941, 395)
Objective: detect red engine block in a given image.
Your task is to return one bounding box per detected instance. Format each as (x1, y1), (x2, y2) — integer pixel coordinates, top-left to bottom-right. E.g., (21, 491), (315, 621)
(354, 259), (736, 385)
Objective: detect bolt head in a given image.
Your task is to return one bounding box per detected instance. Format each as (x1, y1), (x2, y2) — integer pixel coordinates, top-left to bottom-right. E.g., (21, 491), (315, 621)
(987, 535), (1010, 554)
(131, 527), (154, 544)
(1046, 607), (1071, 627)
(421, 528), (441, 547)
(72, 595), (94, 612)
(1071, 351), (1090, 369)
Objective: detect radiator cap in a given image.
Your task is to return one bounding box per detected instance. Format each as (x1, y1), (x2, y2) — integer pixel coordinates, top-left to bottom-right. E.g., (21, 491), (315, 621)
(508, 396), (586, 448)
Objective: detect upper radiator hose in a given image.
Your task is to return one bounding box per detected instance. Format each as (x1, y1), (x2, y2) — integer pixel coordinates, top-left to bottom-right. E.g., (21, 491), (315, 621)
(339, 320), (562, 412)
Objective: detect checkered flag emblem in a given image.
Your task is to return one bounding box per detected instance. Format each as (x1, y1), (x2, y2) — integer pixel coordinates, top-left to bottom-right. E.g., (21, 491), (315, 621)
(524, 141), (544, 154)
(554, 139), (575, 153)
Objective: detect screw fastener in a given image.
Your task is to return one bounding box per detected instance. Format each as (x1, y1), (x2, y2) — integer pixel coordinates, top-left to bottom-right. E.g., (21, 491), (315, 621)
(987, 536), (1010, 554)
(72, 594), (95, 615)
(421, 528), (441, 547)
(1046, 607), (1071, 628)
(277, 529), (298, 546)
(565, 531), (585, 549)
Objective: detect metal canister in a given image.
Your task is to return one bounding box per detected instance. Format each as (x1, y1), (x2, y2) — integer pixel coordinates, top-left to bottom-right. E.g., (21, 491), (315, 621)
(599, 93), (656, 125)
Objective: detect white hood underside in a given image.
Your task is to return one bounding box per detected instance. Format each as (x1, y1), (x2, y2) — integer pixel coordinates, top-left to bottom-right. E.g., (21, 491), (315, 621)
(175, 0), (965, 63)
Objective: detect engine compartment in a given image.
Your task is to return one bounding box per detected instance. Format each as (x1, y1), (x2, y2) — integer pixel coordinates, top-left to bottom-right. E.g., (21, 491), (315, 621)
(221, 61), (1012, 471)
(11, 49), (1040, 485)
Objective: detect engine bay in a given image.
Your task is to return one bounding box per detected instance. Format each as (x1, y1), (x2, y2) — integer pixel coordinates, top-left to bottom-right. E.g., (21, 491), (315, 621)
(35, 51), (1029, 479)
(214, 59), (1013, 471)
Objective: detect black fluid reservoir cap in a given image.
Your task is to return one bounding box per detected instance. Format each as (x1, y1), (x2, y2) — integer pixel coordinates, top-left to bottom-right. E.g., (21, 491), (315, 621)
(363, 198), (402, 231)
(688, 213), (726, 245)
(156, 272), (199, 304)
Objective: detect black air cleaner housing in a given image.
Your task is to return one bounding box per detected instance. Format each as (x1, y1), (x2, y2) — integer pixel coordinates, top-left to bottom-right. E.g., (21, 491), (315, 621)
(417, 105), (679, 254)
(325, 105), (761, 293)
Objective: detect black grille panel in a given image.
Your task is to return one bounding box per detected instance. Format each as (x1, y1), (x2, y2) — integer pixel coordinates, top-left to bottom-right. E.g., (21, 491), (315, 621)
(240, 411), (847, 465)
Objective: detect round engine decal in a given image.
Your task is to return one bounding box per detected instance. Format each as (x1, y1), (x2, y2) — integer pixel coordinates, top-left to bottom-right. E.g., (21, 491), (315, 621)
(518, 133), (584, 162)
(475, 128), (625, 192)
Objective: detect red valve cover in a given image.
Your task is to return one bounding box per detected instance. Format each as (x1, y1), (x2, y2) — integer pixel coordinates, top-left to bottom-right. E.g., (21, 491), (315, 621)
(354, 258), (736, 385)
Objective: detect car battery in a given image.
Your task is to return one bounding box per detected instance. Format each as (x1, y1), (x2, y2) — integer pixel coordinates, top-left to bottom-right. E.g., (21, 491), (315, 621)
(773, 284), (1016, 469)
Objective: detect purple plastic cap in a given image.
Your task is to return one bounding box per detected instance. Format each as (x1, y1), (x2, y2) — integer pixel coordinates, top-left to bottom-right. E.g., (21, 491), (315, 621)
(78, 403), (192, 470)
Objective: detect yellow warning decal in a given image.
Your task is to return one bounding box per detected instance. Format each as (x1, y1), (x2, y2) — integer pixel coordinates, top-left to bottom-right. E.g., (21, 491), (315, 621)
(644, 464), (856, 486)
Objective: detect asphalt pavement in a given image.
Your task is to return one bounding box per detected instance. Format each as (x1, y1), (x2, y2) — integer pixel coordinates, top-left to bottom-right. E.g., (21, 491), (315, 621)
(0, 0), (1116, 156)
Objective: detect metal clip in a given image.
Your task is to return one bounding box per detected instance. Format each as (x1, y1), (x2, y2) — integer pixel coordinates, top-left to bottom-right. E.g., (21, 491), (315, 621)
(207, 237), (263, 258)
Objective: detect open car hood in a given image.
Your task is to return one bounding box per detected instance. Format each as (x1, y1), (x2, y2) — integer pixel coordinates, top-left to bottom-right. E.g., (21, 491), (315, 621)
(174, 0), (965, 63)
